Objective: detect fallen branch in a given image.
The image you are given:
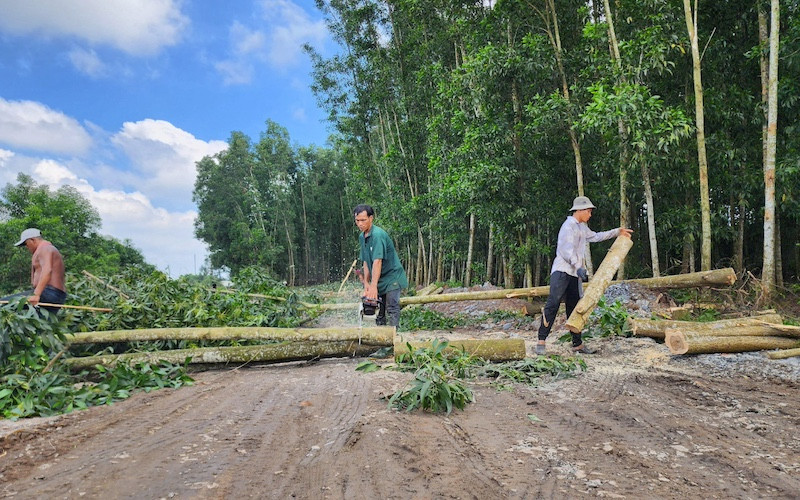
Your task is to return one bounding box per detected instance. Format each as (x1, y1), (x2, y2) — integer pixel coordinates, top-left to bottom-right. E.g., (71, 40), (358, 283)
(664, 330), (800, 355)
(629, 313), (783, 339)
(765, 347), (800, 360)
(65, 326), (395, 346)
(82, 270), (130, 299)
(393, 338), (526, 362)
(63, 341), (380, 370)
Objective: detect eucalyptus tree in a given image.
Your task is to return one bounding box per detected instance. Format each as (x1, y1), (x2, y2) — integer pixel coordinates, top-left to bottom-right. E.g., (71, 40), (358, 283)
(682, 0), (713, 271)
(761, 0), (780, 297)
(194, 131), (282, 276)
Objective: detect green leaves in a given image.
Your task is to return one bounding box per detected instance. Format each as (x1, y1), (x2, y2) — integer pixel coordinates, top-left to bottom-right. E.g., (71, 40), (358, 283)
(389, 340), (475, 414)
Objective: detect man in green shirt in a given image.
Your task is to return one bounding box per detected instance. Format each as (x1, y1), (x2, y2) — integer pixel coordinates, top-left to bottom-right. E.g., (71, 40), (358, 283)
(354, 204), (408, 327)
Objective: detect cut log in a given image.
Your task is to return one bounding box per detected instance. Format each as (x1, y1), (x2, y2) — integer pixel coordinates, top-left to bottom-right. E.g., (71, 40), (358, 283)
(521, 301), (546, 317)
(664, 330), (800, 355)
(64, 326), (395, 346)
(63, 340), (379, 370)
(766, 347), (800, 360)
(393, 338), (526, 362)
(319, 268), (736, 310)
(565, 236), (634, 333)
(664, 325), (800, 339)
(629, 313), (783, 339)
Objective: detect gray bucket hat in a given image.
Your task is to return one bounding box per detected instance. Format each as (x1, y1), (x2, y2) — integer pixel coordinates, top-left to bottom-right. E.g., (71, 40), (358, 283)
(15, 228), (41, 246)
(569, 196), (596, 212)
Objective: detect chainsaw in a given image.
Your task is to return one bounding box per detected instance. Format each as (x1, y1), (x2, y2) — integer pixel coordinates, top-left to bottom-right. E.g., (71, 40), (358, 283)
(358, 296), (383, 323)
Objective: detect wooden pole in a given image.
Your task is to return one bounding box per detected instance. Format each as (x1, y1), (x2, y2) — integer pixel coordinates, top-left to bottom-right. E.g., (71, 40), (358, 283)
(565, 235), (634, 333)
(664, 330), (800, 355)
(65, 326), (395, 346)
(393, 338), (526, 362)
(338, 259), (358, 293)
(63, 340), (381, 370)
(0, 301), (112, 312)
(629, 313), (783, 339)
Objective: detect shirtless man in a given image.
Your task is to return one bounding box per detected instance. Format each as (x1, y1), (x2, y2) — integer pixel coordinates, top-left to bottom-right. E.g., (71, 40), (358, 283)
(14, 228), (67, 311)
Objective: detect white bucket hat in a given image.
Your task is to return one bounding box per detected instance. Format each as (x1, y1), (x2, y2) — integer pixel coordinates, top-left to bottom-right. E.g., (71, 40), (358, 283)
(569, 196), (596, 212)
(15, 228), (41, 247)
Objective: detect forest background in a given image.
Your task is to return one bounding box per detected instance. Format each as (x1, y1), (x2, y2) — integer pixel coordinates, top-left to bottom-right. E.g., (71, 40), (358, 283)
(2, 0), (799, 297)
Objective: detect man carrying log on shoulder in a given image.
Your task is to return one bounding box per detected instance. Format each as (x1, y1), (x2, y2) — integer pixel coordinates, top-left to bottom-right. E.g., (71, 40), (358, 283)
(536, 196), (632, 355)
(12, 228), (67, 314)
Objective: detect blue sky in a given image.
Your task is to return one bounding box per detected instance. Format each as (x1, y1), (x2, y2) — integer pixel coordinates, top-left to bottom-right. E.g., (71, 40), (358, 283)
(0, 0), (337, 276)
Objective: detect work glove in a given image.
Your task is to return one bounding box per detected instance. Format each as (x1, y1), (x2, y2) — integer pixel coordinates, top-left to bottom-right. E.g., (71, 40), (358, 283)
(577, 268), (588, 282)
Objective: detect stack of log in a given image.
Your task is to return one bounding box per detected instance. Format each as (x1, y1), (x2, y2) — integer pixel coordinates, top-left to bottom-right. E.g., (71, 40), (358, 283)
(629, 314), (800, 357)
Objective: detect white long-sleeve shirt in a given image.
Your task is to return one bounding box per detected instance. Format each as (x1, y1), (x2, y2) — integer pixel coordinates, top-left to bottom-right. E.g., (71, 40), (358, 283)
(551, 216), (620, 277)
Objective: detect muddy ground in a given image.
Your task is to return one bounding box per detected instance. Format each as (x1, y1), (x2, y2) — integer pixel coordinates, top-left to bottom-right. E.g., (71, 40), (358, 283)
(1, 284), (799, 499)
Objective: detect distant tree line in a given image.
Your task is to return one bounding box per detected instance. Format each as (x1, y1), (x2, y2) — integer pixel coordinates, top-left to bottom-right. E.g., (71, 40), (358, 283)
(193, 0), (799, 295)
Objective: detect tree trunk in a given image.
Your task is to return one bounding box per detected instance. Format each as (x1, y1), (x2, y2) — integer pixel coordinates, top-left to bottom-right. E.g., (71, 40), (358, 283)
(603, 0), (628, 280)
(683, 0), (712, 271)
(64, 341), (381, 370)
(465, 212), (475, 286)
(65, 326), (395, 345)
(629, 313), (783, 339)
(486, 224), (495, 285)
(566, 236), (633, 333)
(394, 338), (526, 362)
(299, 179), (311, 284)
(284, 218), (296, 286)
(641, 162), (661, 277)
(664, 331), (799, 355)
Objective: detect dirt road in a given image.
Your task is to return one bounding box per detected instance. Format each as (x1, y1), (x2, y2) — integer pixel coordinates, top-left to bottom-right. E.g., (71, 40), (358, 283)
(1, 331), (799, 499)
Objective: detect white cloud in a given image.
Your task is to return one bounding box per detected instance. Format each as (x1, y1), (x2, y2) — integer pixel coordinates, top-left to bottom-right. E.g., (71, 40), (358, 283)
(110, 119), (227, 209)
(214, 59), (255, 86)
(0, 98), (93, 156)
(85, 188), (207, 276)
(260, 0), (327, 67)
(231, 21), (267, 56)
(0, 0), (188, 56)
(214, 0), (328, 84)
(67, 47), (107, 78)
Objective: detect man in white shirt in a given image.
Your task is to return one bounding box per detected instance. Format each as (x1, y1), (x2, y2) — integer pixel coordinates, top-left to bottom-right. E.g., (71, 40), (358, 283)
(536, 196), (632, 355)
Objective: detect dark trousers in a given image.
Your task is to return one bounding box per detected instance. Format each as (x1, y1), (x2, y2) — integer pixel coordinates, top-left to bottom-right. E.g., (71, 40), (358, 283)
(1, 285), (67, 314)
(538, 271), (583, 347)
(376, 288), (401, 327)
